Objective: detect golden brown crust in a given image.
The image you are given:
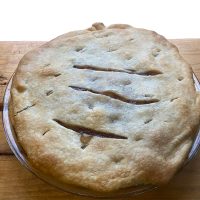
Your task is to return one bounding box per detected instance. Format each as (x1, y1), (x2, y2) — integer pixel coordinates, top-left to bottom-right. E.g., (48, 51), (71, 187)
(10, 23), (200, 192)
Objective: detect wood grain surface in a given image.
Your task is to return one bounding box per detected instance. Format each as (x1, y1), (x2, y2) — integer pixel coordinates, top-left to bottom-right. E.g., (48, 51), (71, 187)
(0, 40), (200, 200)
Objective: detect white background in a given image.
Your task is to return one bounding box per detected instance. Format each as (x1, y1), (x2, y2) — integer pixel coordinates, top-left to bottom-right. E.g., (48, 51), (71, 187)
(0, 0), (200, 40)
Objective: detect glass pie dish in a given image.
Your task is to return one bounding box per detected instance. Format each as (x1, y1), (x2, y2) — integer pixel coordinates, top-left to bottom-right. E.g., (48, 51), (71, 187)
(2, 73), (200, 198)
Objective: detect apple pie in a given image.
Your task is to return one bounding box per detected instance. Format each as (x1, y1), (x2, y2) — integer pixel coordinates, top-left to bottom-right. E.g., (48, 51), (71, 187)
(10, 23), (200, 192)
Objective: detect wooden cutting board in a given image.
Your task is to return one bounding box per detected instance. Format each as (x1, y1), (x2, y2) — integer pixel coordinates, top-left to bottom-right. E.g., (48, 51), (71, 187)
(0, 40), (200, 200)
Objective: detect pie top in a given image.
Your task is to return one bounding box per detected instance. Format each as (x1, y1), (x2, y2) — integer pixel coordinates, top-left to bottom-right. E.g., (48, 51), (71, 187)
(10, 23), (200, 192)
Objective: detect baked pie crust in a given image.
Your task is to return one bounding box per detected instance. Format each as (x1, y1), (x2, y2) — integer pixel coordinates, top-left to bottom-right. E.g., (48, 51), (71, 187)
(10, 23), (200, 192)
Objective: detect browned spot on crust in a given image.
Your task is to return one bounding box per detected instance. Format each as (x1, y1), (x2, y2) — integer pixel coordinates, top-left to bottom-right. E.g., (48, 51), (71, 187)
(0, 75), (8, 85)
(16, 84), (26, 93)
(40, 68), (61, 77)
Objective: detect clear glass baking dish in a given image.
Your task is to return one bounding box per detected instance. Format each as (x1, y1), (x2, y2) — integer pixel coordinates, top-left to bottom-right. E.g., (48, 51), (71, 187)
(2, 73), (200, 198)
